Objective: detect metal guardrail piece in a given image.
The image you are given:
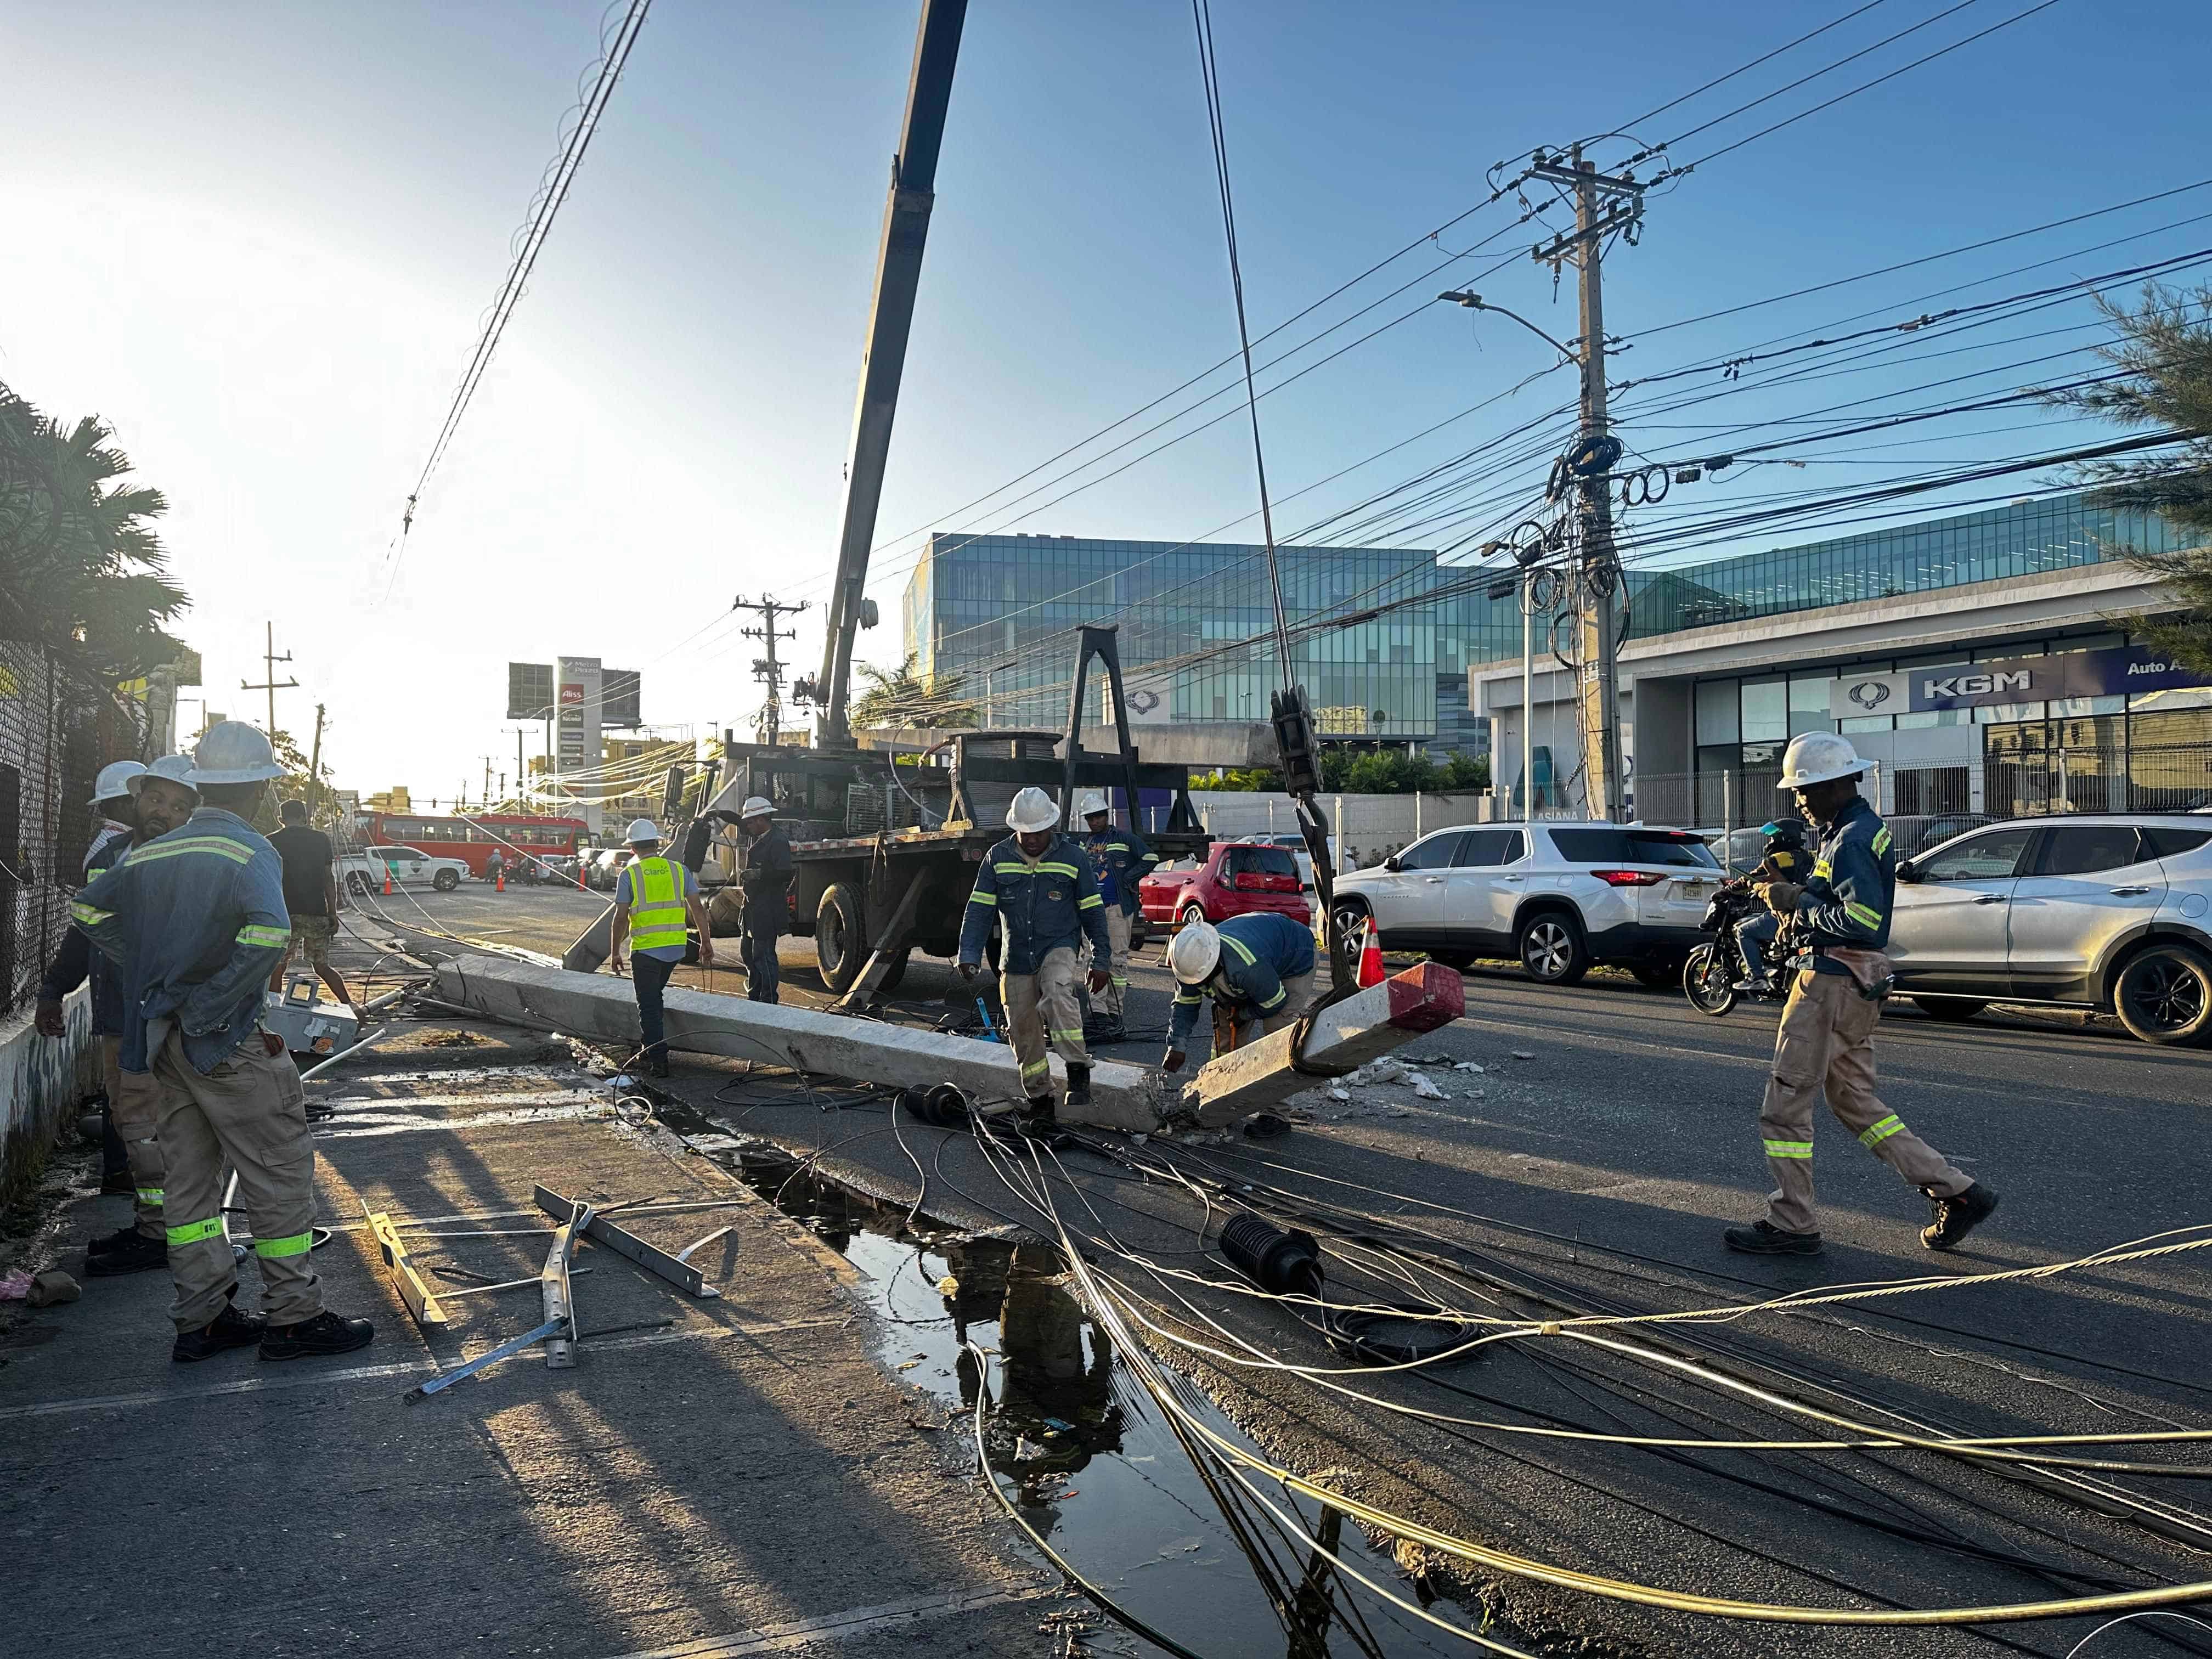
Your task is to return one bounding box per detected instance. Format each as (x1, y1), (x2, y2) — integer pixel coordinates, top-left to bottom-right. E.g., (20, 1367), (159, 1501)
(368, 1211), (450, 1330)
(533, 1184), (723, 1299)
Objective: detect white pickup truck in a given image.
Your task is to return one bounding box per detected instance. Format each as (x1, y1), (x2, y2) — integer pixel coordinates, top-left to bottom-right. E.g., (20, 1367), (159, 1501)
(338, 843), (470, 894)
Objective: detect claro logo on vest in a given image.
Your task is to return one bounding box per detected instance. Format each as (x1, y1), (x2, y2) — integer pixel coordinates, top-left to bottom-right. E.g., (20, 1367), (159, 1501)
(1920, 669), (2033, 699)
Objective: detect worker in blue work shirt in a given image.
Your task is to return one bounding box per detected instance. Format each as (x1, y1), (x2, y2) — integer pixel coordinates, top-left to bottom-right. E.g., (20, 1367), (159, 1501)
(959, 787), (1113, 1128)
(1074, 789), (1155, 1043)
(1159, 911), (1316, 1075)
(1724, 732), (1999, 1259)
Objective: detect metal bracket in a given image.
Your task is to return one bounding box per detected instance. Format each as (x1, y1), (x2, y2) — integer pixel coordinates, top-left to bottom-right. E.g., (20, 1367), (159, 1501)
(368, 1211), (450, 1332)
(540, 1198), (591, 1370)
(534, 1184), (723, 1299)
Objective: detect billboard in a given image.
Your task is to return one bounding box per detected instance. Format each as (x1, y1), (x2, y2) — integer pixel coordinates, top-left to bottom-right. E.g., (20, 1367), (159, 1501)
(602, 668), (642, 729)
(507, 662), (555, 719)
(1828, 646), (2210, 718)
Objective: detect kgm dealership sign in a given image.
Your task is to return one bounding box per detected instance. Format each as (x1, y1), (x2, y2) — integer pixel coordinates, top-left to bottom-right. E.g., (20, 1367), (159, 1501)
(1829, 645), (2207, 715)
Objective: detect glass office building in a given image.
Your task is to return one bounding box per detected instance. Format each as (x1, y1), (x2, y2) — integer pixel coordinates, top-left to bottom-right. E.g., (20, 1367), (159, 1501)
(904, 533), (1455, 744)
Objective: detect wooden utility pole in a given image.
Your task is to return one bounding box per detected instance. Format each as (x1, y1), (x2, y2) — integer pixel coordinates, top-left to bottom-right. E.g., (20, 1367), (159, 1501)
(307, 703), (326, 818)
(241, 620), (299, 736)
(737, 593), (808, 744)
(1531, 146), (1644, 823)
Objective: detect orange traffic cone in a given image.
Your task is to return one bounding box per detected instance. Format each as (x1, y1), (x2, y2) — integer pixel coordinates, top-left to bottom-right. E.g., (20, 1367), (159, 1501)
(1356, 921), (1386, 989)
(496, 868), (505, 892)
(381, 869), (393, 896)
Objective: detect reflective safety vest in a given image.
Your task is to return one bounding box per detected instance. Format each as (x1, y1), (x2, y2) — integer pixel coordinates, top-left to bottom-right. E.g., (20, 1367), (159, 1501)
(626, 855), (691, 952)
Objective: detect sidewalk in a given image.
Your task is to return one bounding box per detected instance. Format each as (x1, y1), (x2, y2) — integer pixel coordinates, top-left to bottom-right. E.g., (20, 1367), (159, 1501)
(0, 1006), (1060, 1659)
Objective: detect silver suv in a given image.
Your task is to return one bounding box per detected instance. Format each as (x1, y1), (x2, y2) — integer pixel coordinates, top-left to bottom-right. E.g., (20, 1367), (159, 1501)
(1890, 815), (2212, 1045)
(1331, 822), (1720, 987)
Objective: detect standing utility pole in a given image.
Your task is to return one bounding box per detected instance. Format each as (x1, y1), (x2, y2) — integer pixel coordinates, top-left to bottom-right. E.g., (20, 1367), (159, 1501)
(307, 703), (326, 817)
(737, 593), (808, 745)
(241, 620), (300, 736)
(506, 726), (529, 806)
(1531, 146), (1643, 823)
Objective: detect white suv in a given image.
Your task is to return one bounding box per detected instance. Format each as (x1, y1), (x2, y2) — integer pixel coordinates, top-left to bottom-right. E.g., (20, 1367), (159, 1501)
(1331, 822), (1721, 987)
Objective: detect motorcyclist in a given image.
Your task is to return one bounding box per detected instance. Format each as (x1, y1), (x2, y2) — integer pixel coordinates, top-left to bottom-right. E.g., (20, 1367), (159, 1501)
(1734, 819), (1808, 991)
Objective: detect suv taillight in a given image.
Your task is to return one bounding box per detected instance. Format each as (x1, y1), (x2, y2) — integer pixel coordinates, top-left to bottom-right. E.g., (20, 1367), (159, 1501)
(1591, 869), (1666, 887)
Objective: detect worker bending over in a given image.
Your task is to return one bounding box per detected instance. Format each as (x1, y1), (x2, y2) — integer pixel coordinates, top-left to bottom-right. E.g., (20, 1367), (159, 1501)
(1161, 912), (1316, 1074)
(1725, 732), (1999, 1257)
(734, 796), (792, 1005)
(959, 786), (1112, 1127)
(609, 818), (715, 1076)
(1074, 789), (1154, 1044)
(74, 724), (374, 1362)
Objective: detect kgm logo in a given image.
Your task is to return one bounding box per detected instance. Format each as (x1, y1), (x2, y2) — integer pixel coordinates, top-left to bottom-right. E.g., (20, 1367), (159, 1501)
(1845, 679), (1892, 711)
(1921, 670), (2032, 699)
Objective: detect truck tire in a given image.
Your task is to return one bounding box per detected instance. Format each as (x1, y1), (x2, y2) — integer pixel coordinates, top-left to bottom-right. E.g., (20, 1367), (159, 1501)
(346, 871), (371, 896)
(815, 881), (868, 994)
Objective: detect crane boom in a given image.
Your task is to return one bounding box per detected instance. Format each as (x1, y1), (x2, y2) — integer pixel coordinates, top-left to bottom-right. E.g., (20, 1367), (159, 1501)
(814, 0), (968, 747)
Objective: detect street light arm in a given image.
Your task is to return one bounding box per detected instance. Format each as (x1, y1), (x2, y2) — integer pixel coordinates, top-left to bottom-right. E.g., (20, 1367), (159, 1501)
(1436, 291), (1577, 363)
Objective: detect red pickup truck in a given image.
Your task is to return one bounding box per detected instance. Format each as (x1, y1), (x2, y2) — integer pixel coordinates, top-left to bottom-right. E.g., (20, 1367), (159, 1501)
(1138, 842), (1312, 933)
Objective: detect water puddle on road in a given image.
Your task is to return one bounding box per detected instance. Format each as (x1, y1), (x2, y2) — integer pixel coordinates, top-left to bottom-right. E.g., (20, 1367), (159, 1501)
(723, 1147), (1504, 1659)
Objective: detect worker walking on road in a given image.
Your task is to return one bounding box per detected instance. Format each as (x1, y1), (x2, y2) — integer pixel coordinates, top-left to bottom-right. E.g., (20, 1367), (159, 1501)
(734, 797), (793, 1005)
(1160, 912), (1316, 1075)
(1074, 789), (1154, 1045)
(958, 786), (1112, 1127)
(268, 798), (358, 1020)
(608, 818), (715, 1076)
(74, 723), (375, 1362)
(1725, 732), (2000, 1257)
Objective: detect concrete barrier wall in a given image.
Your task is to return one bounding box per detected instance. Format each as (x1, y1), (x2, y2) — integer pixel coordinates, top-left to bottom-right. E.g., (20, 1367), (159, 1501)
(1181, 791), (1493, 871)
(1, 986), (97, 1206)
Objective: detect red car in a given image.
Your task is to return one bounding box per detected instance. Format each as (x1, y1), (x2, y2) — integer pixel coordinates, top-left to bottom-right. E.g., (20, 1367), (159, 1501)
(1139, 842), (1312, 933)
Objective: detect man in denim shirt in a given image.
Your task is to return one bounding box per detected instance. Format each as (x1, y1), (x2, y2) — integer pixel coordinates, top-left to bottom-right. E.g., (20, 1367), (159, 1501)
(74, 723), (375, 1364)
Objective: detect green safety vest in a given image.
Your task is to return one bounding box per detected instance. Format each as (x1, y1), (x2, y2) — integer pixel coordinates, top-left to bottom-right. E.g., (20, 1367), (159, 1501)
(626, 856), (690, 952)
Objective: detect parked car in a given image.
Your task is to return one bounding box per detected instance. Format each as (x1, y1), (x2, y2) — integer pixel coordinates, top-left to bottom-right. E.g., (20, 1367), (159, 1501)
(1231, 831), (1339, 890)
(338, 844), (470, 894)
(1885, 812), (1995, 860)
(1888, 814), (2212, 1045)
(1330, 822), (1722, 986)
(588, 848), (636, 891)
(1139, 842), (1313, 932)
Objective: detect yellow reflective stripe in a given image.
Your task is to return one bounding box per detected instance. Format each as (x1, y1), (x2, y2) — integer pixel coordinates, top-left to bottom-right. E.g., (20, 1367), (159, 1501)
(1813, 859), (1832, 879)
(1019, 1059), (1049, 1078)
(253, 1232), (314, 1259)
(1077, 894), (1104, 910)
(1763, 1139), (1814, 1159)
(1859, 1115), (1905, 1148)
(137, 1187), (164, 1204)
(967, 890), (997, 905)
(1110, 977), (1128, 988)
(1172, 990), (1203, 1006)
(1036, 862), (1082, 878)
(1843, 901), (1883, 929)
(70, 901), (113, 926)
(1221, 935), (1257, 967)
(1256, 986), (1286, 1009)
(167, 1216), (224, 1246)
(235, 924), (291, 948)
(1051, 1028), (1086, 1043)
(1871, 827), (1893, 855)
(125, 836), (255, 867)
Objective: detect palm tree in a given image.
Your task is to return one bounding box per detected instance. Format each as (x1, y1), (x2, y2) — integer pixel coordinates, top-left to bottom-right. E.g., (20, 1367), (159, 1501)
(850, 652), (977, 730)
(1, 380), (189, 680)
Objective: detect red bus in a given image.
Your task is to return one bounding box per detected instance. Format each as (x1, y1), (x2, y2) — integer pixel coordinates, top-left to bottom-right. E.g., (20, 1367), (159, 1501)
(349, 811), (591, 878)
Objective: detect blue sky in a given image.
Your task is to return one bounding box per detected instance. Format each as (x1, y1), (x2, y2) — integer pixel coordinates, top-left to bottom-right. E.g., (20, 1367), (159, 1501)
(6, 1), (2210, 797)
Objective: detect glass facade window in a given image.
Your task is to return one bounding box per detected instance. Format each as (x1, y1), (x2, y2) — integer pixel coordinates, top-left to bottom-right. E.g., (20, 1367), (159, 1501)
(1740, 680), (1788, 743)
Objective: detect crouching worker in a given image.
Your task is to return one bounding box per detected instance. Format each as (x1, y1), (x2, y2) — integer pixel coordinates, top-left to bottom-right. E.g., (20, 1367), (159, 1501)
(958, 787), (1112, 1130)
(1160, 912), (1316, 1075)
(73, 723), (375, 1363)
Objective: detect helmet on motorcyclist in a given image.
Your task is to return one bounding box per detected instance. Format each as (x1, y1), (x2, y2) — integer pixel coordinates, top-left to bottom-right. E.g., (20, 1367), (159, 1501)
(1760, 817), (1808, 874)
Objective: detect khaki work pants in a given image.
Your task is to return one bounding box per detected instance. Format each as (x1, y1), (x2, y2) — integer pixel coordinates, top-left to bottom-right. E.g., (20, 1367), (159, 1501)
(106, 1036), (168, 1242)
(1759, 968), (1972, 1235)
(1227, 970), (1317, 1047)
(1003, 946), (1088, 1102)
(152, 1026), (324, 1332)
(1102, 909), (1133, 1018)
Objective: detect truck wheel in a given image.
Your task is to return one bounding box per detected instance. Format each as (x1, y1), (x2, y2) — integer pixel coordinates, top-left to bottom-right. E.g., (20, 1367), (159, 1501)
(815, 881), (868, 994)
(433, 869), (459, 892)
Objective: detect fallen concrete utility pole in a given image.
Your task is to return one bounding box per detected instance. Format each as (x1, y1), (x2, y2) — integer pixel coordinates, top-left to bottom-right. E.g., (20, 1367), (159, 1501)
(432, 955), (1165, 1131)
(1178, 962), (1465, 1127)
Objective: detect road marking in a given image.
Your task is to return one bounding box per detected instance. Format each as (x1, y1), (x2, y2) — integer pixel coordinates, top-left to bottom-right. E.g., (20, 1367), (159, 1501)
(602, 1583), (1061, 1657)
(0, 1317), (845, 1422)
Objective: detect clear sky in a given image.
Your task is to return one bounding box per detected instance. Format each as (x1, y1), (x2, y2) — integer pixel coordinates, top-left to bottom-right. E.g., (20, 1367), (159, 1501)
(7, 1), (2211, 801)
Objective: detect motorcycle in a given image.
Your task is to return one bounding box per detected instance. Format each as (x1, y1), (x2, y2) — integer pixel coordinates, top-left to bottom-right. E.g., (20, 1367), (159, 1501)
(1682, 876), (1788, 1017)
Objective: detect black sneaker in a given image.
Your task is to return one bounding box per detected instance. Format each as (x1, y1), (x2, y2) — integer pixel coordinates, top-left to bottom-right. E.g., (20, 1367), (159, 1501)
(87, 1231), (167, 1276)
(173, 1304), (268, 1364)
(1921, 1182), (1999, 1251)
(260, 1310), (376, 1361)
(87, 1222), (144, 1257)
(1723, 1219), (1824, 1255)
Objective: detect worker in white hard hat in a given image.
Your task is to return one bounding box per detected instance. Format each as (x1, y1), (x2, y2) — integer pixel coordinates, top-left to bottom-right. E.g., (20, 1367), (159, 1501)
(36, 756), (195, 1276)
(75, 723), (375, 1362)
(732, 796), (792, 1004)
(957, 786), (1113, 1127)
(608, 817), (715, 1075)
(1071, 789), (1155, 1044)
(1160, 912), (1316, 1075)
(1724, 731), (1999, 1259)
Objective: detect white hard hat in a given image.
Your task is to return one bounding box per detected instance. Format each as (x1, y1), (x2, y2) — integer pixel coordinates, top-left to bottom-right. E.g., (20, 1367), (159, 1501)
(1777, 731), (1867, 791)
(89, 761), (147, 804)
(1005, 786), (1059, 834)
(739, 795), (775, 820)
(1074, 789), (1109, 819)
(1167, 917), (1222, 985)
(128, 755), (200, 795)
(187, 721), (285, 786)
(625, 817), (663, 844)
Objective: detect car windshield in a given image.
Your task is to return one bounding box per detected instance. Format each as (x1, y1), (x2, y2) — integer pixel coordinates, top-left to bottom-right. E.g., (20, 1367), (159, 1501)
(1549, 828), (1719, 869)
(1224, 846), (1299, 878)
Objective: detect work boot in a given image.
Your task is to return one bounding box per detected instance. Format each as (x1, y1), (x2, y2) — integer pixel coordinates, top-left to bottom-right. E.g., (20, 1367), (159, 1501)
(172, 1304), (268, 1364)
(648, 1052), (671, 1079)
(1921, 1182), (1999, 1251)
(86, 1231), (167, 1277)
(86, 1222), (144, 1257)
(1723, 1218), (1823, 1256)
(1063, 1063), (1093, 1115)
(260, 1310), (375, 1361)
